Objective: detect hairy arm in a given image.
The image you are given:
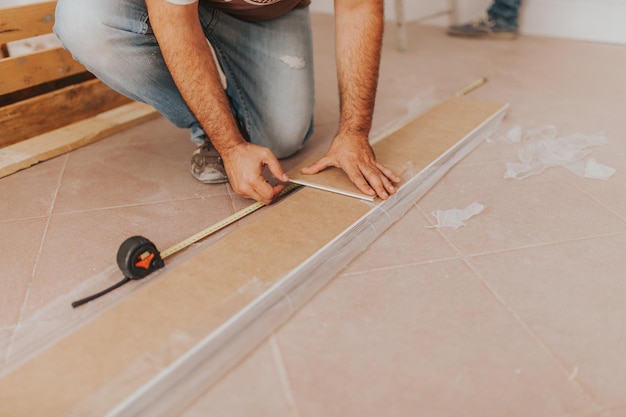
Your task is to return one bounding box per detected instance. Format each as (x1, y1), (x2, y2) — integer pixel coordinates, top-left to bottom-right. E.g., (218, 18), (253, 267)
(145, 0), (287, 204)
(302, 0), (400, 199)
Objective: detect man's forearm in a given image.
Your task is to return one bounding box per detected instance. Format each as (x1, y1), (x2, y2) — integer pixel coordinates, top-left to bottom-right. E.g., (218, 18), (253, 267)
(145, 0), (245, 155)
(301, 0), (399, 201)
(145, 0), (289, 205)
(334, 0), (384, 137)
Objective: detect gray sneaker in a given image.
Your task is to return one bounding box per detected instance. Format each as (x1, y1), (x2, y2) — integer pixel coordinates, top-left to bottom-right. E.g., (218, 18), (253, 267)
(448, 16), (517, 39)
(190, 142), (228, 184)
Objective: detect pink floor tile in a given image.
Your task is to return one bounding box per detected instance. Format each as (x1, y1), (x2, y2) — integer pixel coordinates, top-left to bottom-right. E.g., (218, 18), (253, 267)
(0, 218), (47, 327)
(52, 118), (227, 214)
(468, 233), (626, 405)
(418, 164), (626, 255)
(344, 205), (457, 274)
(2, 12), (626, 417)
(276, 259), (594, 417)
(461, 124), (533, 166)
(21, 196), (235, 319)
(608, 405), (626, 417)
(0, 155), (66, 221)
(0, 328), (11, 368)
(562, 156), (626, 220)
(179, 339), (295, 417)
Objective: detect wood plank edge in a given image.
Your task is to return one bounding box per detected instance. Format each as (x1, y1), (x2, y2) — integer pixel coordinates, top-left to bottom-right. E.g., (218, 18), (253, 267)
(116, 102), (511, 417)
(0, 2), (57, 44)
(0, 103), (159, 179)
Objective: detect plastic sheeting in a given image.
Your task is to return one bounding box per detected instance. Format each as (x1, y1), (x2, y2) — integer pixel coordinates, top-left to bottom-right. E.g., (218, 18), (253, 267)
(502, 125), (615, 180)
(429, 202), (486, 229)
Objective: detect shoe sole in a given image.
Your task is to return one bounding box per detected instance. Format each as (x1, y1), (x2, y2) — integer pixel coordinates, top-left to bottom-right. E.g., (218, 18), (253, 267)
(194, 174), (229, 185)
(447, 30), (517, 40)
(191, 168), (228, 184)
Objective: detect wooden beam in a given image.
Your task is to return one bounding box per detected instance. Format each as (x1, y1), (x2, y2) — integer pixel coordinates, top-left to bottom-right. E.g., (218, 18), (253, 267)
(0, 47), (87, 96)
(0, 102), (159, 179)
(0, 97), (507, 416)
(0, 78), (132, 148)
(0, 2), (57, 45)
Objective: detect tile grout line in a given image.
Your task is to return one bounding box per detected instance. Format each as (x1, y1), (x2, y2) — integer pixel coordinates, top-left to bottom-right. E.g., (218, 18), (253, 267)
(415, 196), (626, 258)
(415, 203), (467, 257)
(339, 200), (606, 408)
(549, 404), (609, 417)
(225, 184), (238, 215)
(6, 155), (69, 361)
(461, 258), (602, 407)
(565, 180), (626, 224)
(225, 185), (252, 230)
(0, 215), (48, 225)
(339, 255), (464, 278)
(340, 200), (626, 279)
(338, 202), (465, 279)
(412, 204), (602, 405)
(466, 229), (626, 258)
(36, 190), (232, 217)
(270, 335), (302, 417)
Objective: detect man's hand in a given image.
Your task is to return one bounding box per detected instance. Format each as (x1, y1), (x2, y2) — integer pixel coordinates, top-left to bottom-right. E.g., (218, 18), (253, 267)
(146, 1), (283, 204)
(221, 142), (289, 205)
(309, 0), (396, 199)
(301, 133), (401, 199)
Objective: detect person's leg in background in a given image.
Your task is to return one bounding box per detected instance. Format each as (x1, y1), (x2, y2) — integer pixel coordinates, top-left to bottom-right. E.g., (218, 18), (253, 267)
(448, 0), (522, 39)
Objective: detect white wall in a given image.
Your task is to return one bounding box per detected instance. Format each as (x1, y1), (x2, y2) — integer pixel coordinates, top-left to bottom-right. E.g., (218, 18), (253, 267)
(520, 0), (626, 45)
(309, 0), (626, 45)
(4, 0), (622, 45)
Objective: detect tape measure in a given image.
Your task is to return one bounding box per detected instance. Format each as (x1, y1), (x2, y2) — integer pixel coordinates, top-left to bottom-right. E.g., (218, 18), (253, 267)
(72, 182), (301, 308)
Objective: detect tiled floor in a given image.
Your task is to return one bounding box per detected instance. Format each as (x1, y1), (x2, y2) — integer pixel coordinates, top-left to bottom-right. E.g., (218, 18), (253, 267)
(2, 13), (626, 417)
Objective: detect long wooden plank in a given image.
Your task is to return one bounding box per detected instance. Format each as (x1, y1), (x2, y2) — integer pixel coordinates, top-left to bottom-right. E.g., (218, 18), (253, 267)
(290, 97), (503, 199)
(0, 101), (159, 178)
(0, 46), (86, 96)
(0, 1), (57, 45)
(0, 78), (132, 147)
(0, 97), (507, 416)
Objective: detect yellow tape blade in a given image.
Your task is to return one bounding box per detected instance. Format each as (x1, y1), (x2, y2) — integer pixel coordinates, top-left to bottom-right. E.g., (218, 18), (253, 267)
(160, 183), (301, 259)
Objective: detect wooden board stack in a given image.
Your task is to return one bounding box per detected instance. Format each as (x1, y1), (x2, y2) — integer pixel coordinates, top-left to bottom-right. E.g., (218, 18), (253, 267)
(0, 1), (158, 178)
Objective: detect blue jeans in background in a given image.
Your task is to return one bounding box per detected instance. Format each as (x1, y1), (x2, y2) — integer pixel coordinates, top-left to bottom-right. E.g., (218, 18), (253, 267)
(54, 1), (315, 158)
(488, 0), (522, 30)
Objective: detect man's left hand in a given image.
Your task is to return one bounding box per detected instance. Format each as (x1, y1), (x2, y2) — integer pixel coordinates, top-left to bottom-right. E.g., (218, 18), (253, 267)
(301, 133), (401, 199)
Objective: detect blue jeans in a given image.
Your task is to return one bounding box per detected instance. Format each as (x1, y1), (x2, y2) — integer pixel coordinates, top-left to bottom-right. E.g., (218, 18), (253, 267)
(54, 1), (315, 158)
(488, 0), (522, 30)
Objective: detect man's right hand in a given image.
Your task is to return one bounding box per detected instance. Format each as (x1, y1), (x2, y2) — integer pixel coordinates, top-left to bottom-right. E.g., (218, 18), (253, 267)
(146, 0), (286, 205)
(221, 142), (289, 205)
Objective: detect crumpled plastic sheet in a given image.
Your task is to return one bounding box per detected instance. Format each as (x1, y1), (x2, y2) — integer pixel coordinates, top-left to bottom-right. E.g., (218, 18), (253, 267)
(564, 158), (616, 180)
(428, 202), (485, 229)
(502, 125), (615, 180)
(505, 124), (523, 143)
